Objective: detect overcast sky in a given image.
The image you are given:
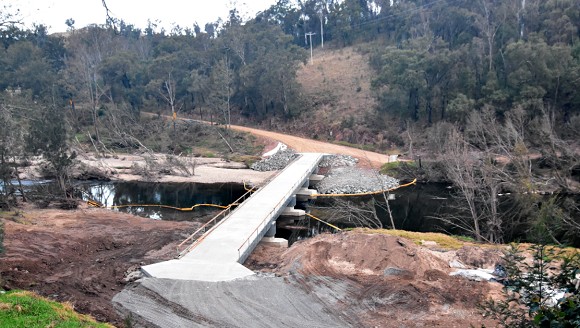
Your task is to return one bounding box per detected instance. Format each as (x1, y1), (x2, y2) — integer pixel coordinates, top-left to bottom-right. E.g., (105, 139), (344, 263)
(6, 0), (278, 33)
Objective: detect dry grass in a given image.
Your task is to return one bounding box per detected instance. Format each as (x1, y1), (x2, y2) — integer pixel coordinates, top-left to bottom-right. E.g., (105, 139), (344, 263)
(352, 228), (506, 250)
(297, 46), (376, 125)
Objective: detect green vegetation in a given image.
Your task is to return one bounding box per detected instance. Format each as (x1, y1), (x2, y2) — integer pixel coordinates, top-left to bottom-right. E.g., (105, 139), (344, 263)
(0, 290), (112, 327)
(481, 245), (580, 327)
(379, 161), (417, 175)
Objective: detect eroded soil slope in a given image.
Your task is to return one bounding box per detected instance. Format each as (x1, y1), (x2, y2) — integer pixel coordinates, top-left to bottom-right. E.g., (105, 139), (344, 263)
(246, 232), (500, 327)
(0, 206), (195, 326)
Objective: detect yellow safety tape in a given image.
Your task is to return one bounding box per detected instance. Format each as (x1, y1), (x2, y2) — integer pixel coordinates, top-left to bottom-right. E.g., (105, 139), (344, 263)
(306, 213), (342, 231)
(107, 203), (239, 211)
(87, 200), (102, 208)
(243, 180), (256, 192)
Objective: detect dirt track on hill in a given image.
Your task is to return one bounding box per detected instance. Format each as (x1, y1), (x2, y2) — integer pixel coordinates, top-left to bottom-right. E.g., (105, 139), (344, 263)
(227, 124), (393, 167)
(143, 112), (394, 167)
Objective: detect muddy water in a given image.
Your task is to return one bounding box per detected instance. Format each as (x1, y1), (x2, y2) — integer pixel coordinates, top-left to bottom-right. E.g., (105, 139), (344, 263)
(75, 182), (246, 221)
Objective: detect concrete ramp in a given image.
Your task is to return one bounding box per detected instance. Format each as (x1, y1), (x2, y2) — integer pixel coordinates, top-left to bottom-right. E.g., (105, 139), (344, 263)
(142, 259), (254, 282)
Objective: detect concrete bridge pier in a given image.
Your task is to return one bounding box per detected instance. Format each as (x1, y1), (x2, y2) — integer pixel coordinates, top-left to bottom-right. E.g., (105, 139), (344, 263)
(296, 189), (317, 201)
(265, 221), (276, 237)
(261, 221), (289, 248)
(309, 174), (324, 186)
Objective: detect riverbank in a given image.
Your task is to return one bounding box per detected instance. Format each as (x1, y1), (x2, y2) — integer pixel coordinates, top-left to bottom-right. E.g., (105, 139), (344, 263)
(18, 153), (276, 186)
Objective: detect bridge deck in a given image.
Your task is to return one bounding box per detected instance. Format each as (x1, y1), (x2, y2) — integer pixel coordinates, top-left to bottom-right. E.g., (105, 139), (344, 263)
(142, 153), (324, 281)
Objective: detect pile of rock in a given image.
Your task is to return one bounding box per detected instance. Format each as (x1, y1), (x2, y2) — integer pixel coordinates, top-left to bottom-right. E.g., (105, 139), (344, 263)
(251, 149), (298, 171)
(319, 154), (359, 168)
(316, 167), (399, 194)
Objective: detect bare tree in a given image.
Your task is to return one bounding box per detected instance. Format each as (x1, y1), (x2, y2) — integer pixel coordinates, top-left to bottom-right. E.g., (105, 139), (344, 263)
(160, 72), (182, 153)
(316, 198), (383, 229)
(208, 56), (235, 152)
(474, 0), (507, 71)
(0, 4), (21, 29)
(438, 107), (554, 243)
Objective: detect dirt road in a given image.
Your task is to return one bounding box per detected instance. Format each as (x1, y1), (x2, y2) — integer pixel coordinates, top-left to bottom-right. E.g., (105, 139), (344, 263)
(144, 112), (394, 167)
(228, 124), (393, 167)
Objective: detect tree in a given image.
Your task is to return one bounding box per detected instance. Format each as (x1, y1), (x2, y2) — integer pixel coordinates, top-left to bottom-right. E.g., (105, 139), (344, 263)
(0, 4), (21, 31)
(0, 41), (55, 98)
(26, 107), (76, 197)
(0, 103), (24, 208)
(482, 244), (580, 327)
(208, 56), (234, 131)
(65, 18), (75, 32)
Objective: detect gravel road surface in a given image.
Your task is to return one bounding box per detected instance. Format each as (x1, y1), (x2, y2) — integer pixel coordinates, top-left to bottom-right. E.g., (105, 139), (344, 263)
(114, 276), (353, 328)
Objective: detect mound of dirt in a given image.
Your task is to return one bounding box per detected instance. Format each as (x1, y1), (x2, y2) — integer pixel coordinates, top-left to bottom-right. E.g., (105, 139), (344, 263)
(456, 246), (504, 269)
(0, 205), (195, 326)
(247, 232), (498, 327)
(279, 232), (448, 278)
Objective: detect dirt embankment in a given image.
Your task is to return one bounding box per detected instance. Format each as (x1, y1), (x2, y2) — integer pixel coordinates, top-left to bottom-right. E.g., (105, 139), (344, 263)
(0, 205), (196, 326)
(246, 232), (501, 327)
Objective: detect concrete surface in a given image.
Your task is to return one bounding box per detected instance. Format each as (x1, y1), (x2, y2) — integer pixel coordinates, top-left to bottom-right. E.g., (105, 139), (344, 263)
(259, 237), (289, 248)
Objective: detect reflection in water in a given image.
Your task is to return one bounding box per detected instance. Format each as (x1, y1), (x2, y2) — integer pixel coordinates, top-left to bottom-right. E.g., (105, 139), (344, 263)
(308, 183), (455, 234)
(75, 182), (246, 221)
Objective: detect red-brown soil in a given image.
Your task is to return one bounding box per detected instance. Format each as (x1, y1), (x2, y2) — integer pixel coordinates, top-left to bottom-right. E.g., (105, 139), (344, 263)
(246, 232), (501, 327)
(0, 204), (196, 326)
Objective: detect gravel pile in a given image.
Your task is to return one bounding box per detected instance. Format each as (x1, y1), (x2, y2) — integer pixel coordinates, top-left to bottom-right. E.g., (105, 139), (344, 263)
(251, 149), (298, 171)
(317, 167), (399, 194)
(319, 154), (359, 168)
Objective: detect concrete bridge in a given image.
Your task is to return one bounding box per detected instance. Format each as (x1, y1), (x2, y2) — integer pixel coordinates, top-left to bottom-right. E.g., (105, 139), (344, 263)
(141, 153), (325, 282)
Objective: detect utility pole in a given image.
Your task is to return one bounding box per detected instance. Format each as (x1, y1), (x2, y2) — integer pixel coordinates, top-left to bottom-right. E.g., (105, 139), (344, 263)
(318, 10), (324, 48)
(305, 32), (316, 65)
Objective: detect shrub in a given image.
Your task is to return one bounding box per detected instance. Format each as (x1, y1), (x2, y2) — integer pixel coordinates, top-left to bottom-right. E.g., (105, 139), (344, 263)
(481, 244), (580, 327)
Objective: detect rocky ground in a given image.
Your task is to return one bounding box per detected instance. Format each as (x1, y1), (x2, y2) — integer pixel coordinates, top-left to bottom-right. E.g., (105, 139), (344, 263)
(316, 166), (399, 194)
(251, 149), (397, 194)
(250, 149), (298, 171)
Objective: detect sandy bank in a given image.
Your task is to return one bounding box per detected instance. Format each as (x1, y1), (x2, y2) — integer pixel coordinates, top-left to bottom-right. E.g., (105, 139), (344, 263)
(20, 153), (276, 186)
